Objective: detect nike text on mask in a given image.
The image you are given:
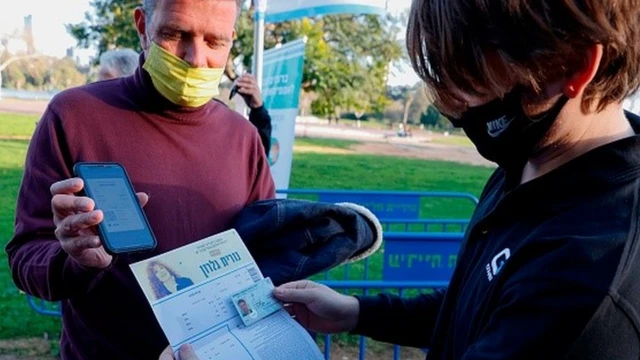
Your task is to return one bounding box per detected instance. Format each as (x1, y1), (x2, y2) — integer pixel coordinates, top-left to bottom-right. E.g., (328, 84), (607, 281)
(446, 89), (569, 169)
(143, 43), (225, 107)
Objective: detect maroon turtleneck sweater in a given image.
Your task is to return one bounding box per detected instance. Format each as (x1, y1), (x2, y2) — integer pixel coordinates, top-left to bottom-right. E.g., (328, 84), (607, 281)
(6, 58), (275, 360)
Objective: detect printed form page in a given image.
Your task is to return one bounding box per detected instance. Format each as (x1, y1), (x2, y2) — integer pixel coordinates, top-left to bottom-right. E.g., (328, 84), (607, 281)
(130, 229), (323, 360)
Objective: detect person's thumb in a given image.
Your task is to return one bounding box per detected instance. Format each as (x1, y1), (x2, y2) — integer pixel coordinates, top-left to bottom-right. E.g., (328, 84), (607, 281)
(274, 283), (316, 304)
(136, 192), (150, 208)
(178, 344), (199, 360)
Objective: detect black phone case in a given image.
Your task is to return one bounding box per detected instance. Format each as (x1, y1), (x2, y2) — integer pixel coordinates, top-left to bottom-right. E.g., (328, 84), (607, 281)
(72, 162), (158, 255)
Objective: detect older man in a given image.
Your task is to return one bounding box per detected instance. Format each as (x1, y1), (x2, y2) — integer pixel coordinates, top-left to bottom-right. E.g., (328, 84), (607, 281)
(5, 1), (274, 359)
(97, 48), (139, 80)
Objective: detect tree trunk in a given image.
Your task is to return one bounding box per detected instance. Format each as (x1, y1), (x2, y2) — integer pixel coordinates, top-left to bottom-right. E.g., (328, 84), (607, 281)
(402, 91), (415, 125)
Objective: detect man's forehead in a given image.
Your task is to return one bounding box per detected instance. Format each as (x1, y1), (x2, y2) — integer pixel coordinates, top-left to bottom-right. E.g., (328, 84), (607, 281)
(151, 0), (237, 35)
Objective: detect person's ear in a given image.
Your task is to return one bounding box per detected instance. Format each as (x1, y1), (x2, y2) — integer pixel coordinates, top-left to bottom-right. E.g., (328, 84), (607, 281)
(134, 7), (150, 51)
(563, 44), (603, 99)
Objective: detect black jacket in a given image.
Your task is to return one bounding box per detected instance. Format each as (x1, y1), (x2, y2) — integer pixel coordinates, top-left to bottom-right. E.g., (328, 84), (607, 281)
(249, 106), (272, 156)
(231, 199), (383, 286)
(355, 112), (640, 359)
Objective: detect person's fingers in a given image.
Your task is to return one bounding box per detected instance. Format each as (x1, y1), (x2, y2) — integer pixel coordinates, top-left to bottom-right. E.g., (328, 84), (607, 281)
(238, 73), (256, 82)
(50, 178), (84, 196)
(273, 281), (317, 304)
(55, 211), (103, 239)
(59, 234), (102, 255)
(178, 344), (199, 360)
(136, 192), (150, 208)
(236, 78), (256, 87)
(158, 345), (175, 360)
(52, 194), (95, 216)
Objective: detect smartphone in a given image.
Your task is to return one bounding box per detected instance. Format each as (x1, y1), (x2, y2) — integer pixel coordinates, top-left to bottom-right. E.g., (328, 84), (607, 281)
(229, 84), (239, 100)
(73, 162), (157, 255)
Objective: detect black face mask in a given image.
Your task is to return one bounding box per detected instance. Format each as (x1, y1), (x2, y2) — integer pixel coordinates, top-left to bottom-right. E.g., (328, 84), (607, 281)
(447, 89), (569, 169)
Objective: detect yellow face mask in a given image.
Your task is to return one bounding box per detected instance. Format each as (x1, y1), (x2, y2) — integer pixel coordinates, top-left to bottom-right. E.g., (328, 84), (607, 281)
(143, 43), (224, 107)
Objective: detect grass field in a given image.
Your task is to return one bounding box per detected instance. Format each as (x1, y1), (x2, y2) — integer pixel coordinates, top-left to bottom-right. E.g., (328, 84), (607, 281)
(0, 113), (38, 139)
(0, 112), (492, 357)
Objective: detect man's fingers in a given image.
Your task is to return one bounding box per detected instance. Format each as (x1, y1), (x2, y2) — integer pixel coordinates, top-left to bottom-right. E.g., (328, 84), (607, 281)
(56, 211), (103, 238)
(60, 234), (102, 255)
(52, 194), (95, 215)
(50, 178), (84, 196)
(136, 192), (150, 208)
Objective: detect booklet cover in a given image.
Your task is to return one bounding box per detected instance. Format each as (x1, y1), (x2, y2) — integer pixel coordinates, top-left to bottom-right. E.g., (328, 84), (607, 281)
(130, 229), (324, 360)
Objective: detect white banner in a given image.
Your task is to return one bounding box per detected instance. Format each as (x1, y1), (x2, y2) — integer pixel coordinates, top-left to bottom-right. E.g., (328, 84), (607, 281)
(259, 39), (307, 192)
(265, 0), (387, 23)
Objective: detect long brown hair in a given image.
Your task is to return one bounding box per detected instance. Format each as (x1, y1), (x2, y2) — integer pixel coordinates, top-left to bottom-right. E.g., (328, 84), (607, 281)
(146, 261), (181, 300)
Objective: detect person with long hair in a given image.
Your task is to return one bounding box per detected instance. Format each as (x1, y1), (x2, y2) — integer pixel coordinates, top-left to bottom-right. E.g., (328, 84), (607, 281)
(146, 261), (193, 300)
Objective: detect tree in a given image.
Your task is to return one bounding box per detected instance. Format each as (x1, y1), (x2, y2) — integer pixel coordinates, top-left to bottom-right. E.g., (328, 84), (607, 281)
(420, 105), (450, 130)
(67, 0), (141, 62)
(67, 0), (404, 118)
(1, 54), (87, 94)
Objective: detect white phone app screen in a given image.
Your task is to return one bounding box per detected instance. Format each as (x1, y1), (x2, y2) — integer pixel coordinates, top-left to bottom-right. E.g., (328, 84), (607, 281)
(87, 178), (145, 233)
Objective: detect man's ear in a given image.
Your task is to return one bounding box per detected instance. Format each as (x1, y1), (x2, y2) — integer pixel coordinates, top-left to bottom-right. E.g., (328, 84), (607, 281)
(134, 7), (149, 51)
(563, 44), (603, 99)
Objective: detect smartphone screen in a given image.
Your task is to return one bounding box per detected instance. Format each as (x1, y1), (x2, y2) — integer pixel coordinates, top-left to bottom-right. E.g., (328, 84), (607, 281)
(73, 162), (157, 254)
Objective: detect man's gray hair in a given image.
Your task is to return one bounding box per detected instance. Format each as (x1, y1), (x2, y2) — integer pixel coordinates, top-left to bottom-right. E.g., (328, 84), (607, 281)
(99, 48), (139, 78)
(143, 0), (243, 18)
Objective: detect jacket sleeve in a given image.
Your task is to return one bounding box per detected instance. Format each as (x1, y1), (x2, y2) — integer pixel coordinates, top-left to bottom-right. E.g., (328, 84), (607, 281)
(460, 277), (608, 360)
(246, 126), (276, 203)
(248, 106), (272, 155)
(351, 288), (447, 348)
(5, 106), (106, 301)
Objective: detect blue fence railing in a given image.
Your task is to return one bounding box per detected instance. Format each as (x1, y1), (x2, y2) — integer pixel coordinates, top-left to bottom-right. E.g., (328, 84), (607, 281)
(23, 189), (474, 359)
(276, 189), (478, 233)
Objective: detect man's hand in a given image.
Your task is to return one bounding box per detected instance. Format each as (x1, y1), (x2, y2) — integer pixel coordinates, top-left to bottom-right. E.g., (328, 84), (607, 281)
(235, 73), (263, 109)
(274, 280), (360, 334)
(50, 178), (149, 269)
(159, 344), (199, 360)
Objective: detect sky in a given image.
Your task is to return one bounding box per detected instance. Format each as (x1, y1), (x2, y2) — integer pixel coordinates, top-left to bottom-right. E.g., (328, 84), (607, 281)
(0, 0), (420, 86)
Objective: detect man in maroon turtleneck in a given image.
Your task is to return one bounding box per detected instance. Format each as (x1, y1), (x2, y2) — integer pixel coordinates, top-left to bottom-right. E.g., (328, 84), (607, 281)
(5, 0), (275, 359)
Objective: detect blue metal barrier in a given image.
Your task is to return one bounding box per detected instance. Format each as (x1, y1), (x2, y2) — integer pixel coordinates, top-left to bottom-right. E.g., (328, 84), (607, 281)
(24, 232), (464, 359)
(24, 189), (472, 359)
(316, 280), (448, 360)
(308, 232), (464, 360)
(276, 189), (478, 232)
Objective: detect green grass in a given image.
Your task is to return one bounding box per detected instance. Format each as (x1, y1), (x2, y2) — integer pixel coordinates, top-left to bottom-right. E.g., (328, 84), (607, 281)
(0, 112), (492, 351)
(0, 113), (38, 138)
(294, 137), (361, 149)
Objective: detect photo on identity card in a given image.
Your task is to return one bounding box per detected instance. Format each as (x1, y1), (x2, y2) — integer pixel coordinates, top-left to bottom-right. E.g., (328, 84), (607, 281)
(230, 277), (282, 326)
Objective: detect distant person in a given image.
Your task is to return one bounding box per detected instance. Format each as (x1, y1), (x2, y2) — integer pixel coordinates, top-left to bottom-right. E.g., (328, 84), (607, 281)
(98, 48), (139, 80)
(147, 261), (194, 300)
(232, 73), (272, 156)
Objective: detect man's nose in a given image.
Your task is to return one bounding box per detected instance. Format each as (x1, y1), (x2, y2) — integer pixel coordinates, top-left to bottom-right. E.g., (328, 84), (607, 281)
(182, 42), (208, 68)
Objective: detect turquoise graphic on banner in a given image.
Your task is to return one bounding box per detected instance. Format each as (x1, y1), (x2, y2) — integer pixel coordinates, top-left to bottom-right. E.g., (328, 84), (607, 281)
(265, 0), (386, 23)
(256, 39), (306, 192)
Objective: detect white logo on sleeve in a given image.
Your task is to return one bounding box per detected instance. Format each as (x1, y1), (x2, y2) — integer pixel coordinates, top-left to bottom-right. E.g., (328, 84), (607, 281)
(485, 248), (511, 281)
